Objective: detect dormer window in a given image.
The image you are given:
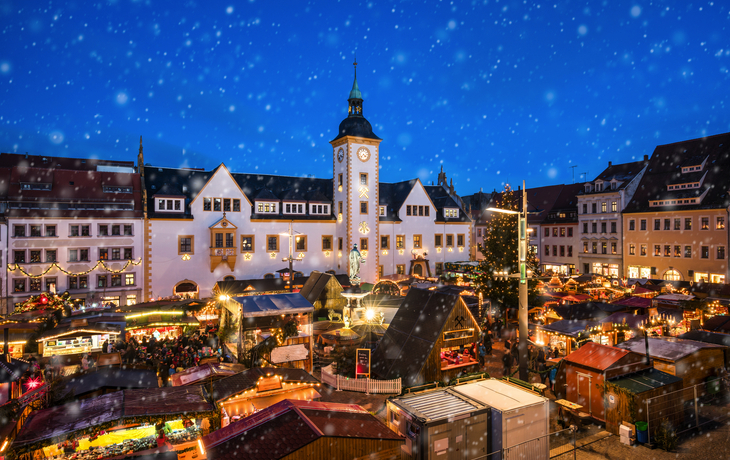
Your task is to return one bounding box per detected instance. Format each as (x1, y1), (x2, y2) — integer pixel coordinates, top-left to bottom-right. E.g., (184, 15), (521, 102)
(595, 182), (603, 192)
(310, 204), (330, 215)
(379, 206), (386, 216)
(20, 182), (52, 191)
(256, 202), (278, 214)
(284, 203), (305, 214)
(585, 184), (592, 193)
(156, 198), (183, 212)
(444, 208), (459, 218)
(610, 181), (617, 190)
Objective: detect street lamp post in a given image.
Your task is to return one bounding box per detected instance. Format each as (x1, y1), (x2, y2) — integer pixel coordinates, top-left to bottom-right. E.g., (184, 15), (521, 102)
(281, 222), (303, 292)
(487, 180), (530, 381)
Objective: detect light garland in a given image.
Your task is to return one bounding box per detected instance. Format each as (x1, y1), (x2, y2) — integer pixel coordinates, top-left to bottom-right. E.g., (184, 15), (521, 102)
(125, 311), (185, 319)
(38, 328), (121, 342)
(7, 258), (142, 278)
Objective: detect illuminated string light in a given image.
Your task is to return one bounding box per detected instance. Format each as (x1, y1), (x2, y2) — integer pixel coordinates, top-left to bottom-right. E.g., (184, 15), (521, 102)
(7, 258), (142, 278)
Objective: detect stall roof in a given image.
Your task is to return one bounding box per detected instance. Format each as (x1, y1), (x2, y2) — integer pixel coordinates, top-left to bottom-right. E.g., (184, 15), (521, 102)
(452, 379), (546, 411)
(171, 362), (246, 387)
(389, 388), (485, 423)
(616, 337), (726, 361)
(564, 342), (631, 370)
(552, 301), (624, 321)
(210, 367), (320, 402)
(13, 385), (215, 451)
(702, 315), (730, 332)
(678, 330), (730, 347)
(37, 323), (121, 341)
(608, 368), (682, 394)
(117, 298), (209, 313)
(611, 297), (652, 309)
(202, 399), (401, 455)
(601, 312), (647, 329)
(54, 368), (159, 400)
(232, 293), (314, 317)
(0, 356), (31, 383)
(538, 319), (598, 337)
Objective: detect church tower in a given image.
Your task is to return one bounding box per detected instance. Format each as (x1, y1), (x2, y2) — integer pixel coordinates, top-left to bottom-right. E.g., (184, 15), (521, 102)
(330, 59), (382, 284)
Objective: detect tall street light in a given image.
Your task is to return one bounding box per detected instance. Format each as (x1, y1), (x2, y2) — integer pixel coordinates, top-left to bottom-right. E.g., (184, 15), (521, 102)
(487, 180), (530, 381)
(280, 222), (303, 292)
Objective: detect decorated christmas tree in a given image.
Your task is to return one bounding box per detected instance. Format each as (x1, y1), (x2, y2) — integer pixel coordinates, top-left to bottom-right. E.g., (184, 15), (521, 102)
(13, 291), (71, 315)
(473, 186), (542, 319)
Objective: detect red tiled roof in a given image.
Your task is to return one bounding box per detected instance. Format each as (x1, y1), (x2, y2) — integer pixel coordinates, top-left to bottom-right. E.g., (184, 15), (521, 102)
(564, 342), (630, 371)
(203, 399), (402, 457)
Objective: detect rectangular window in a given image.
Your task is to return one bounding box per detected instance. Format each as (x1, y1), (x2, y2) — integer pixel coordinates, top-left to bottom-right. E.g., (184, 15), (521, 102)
(223, 198), (231, 212)
(553, 245), (558, 256)
(602, 202), (607, 213)
(717, 217), (725, 230)
(30, 250), (41, 263)
(396, 235), (405, 249)
(718, 246), (726, 260)
(560, 228), (566, 237)
(568, 246), (573, 257)
(81, 225), (90, 236)
(685, 218), (692, 230)
(629, 220), (635, 231)
(406, 205), (412, 216)
(436, 262), (444, 275)
(204, 198), (212, 211)
(701, 246), (709, 259)
(158, 199), (165, 210)
(124, 248), (133, 259)
(295, 235), (307, 252)
(381, 235), (390, 249)
(241, 235), (254, 252)
(174, 200), (181, 211)
(685, 246), (692, 258)
(70, 225), (79, 237)
(379, 206), (386, 216)
(213, 198), (222, 212)
(215, 233), (223, 248)
(360, 238), (368, 251)
(701, 217), (709, 230)
(413, 235), (422, 249)
(674, 218), (681, 230)
(663, 219), (670, 231)
(80, 249), (89, 261)
(610, 222), (616, 233)
(267, 235), (279, 252)
(592, 223), (597, 234)
(338, 173), (343, 190)
(611, 201), (617, 212)
(457, 234), (465, 247)
(30, 225), (41, 237)
(14, 279), (26, 293)
(560, 245), (565, 257)
(629, 244), (636, 255)
(582, 223), (588, 234)
(378, 265), (384, 278)
(567, 228), (573, 237)
(640, 219), (647, 231)
(68, 276), (78, 290)
(592, 203), (597, 213)
(99, 225), (109, 236)
(225, 233), (234, 248)
(654, 219), (661, 231)
(179, 236), (194, 254)
(112, 248), (121, 260)
(664, 245), (671, 256)
(360, 201), (368, 214)
(641, 244), (647, 256)
(434, 234), (442, 248)
(674, 245), (681, 257)
(360, 173), (367, 185)
(425, 206), (429, 216)
(111, 225), (120, 236)
(322, 236), (332, 251)
(46, 250), (57, 263)
(99, 248), (109, 260)
(611, 242), (617, 254)
(553, 228), (558, 237)
(654, 245), (661, 256)
(602, 242), (607, 254)
(97, 276), (108, 288)
(601, 222), (607, 233)
(338, 237), (343, 251)
(167, 199), (174, 210)
(79, 276), (88, 289)
(46, 225), (56, 237)
(582, 204), (587, 214)
(583, 242), (588, 253)
(68, 249), (78, 262)
(29, 278), (41, 292)
(546, 246), (551, 256)
(111, 274), (122, 287)
(396, 264), (406, 275)
(592, 242), (597, 254)
(125, 273), (135, 286)
(446, 235), (454, 247)
(545, 228), (550, 237)
(233, 199), (241, 212)
(14, 225), (25, 237)
(46, 277), (56, 292)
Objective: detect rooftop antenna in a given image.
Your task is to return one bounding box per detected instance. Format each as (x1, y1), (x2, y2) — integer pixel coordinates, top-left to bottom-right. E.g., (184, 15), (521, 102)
(582, 171), (589, 182)
(569, 165), (577, 184)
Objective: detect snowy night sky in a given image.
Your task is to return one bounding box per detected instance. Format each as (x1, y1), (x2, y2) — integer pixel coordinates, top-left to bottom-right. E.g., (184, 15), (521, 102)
(0, 1), (728, 194)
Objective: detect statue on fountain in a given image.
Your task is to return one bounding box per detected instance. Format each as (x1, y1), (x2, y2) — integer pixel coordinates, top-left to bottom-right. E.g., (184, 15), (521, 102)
(349, 244), (365, 285)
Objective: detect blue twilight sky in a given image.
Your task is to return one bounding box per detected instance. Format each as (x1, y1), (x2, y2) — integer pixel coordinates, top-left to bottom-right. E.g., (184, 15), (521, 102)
(1, 1), (728, 195)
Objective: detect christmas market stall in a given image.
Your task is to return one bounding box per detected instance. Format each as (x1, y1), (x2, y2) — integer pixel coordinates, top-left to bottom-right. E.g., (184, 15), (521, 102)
(170, 362), (245, 387)
(221, 293), (314, 371)
(201, 399), (403, 459)
(535, 320), (598, 356)
(560, 342), (650, 422)
(0, 356), (32, 405)
(616, 337), (727, 387)
(209, 367), (321, 425)
(124, 311), (200, 342)
(36, 322), (121, 358)
(678, 330), (730, 368)
(371, 288), (481, 387)
(10, 385), (219, 460)
(0, 321), (41, 357)
(594, 312), (648, 346)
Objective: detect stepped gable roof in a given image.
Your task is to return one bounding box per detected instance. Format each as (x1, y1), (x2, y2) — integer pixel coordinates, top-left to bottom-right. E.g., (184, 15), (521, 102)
(378, 179), (417, 222)
(202, 399), (400, 457)
(210, 367), (320, 401)
(424, 185), (471, 223)
(143, 165), (210, 219)
(624, 132), (730, 213)
(371, 288), (463, 386)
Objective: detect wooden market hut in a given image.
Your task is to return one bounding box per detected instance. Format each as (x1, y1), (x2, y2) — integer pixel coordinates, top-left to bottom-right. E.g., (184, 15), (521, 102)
(0, 321), (41, 357)
(222, 293), (314, 372)
(201, 399), (403, 459)
(298, 271), (349, 314)
(371, 288), (481, 387)
(616, 337), (727, 387)
(209, 367), (321, 423)
(561, 342), (651, 422)
(535, 319), (598, 356)
(677, 330), (730, 369)
(596, 312), (648, 346)
(603, 368), (684, 436)
(170, 362), (246, 387)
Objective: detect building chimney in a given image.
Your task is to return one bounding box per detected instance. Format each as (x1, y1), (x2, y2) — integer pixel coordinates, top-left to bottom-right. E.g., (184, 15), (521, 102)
(608, 161), (612, 167)
(643, 154), (649, 161)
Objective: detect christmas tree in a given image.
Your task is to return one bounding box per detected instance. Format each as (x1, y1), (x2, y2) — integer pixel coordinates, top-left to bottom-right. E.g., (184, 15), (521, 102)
(473, 186), (542, 319)
(13, 291), (70, 315)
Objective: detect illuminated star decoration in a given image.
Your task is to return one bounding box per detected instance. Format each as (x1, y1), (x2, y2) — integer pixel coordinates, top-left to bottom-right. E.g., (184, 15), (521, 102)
(359, 222), (370, 234)
(24, 376), (42, 391)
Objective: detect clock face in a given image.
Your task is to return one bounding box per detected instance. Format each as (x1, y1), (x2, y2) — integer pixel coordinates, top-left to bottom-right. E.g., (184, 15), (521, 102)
(337, 148), (345, 163)
(357, 147), (371, 162)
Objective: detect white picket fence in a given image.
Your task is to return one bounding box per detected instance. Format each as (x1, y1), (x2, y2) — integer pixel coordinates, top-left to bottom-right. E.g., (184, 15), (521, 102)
(321, 364), (401, 394)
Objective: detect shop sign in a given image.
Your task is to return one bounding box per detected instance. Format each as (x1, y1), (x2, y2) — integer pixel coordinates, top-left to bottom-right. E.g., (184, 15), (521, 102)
(258, 375), (283, 392)
(356, 348), (370, 378)
(270, 344), (308, 364)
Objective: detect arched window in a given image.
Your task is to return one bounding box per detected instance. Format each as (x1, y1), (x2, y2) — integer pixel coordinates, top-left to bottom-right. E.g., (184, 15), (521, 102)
(263, 273), (275, 279)
(663, 269), (681, 281)
(223, 275), (235, 282)
(294, 271), (304, 278)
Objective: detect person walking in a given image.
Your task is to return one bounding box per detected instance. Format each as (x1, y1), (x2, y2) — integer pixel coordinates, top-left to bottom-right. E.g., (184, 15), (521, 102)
(484, 332), (493, 356)
(502, 344), (513, 377)
(478, 342), (487, 368)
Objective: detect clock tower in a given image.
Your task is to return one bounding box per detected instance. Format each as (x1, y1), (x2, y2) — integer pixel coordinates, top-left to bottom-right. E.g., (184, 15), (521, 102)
(331, 59), (382, 284)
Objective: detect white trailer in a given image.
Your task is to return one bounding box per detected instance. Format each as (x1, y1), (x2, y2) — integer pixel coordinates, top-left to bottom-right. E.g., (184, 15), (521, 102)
(452, 379), (549, 460)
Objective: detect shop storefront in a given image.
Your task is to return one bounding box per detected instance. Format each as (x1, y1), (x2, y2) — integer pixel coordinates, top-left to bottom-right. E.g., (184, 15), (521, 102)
(124, 312), (200, 341)
(38, 325), (121, 357)
(592, 263), (619, 278)
(627, 266), (652, 279)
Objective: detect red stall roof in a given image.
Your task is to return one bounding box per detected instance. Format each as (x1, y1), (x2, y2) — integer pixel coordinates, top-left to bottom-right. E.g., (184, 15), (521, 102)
(564, 342), (630, 371)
